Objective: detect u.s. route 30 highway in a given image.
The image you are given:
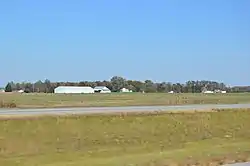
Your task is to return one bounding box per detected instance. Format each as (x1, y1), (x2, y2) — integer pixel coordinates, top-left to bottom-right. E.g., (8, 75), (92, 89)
(0, 103), (250, 116)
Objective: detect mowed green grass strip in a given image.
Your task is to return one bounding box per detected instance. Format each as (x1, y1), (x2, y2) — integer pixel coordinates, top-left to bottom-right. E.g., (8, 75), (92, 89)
(0, 109), (250, 166)
(1, 92), (250, 108)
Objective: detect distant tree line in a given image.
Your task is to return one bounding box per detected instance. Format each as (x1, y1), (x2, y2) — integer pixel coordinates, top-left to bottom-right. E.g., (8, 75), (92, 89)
(4, 76), (250, 93)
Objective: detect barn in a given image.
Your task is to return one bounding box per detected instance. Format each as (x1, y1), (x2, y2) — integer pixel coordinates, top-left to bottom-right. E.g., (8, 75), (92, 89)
(94, 86), (111, 93)
(54, 86), (94, 94)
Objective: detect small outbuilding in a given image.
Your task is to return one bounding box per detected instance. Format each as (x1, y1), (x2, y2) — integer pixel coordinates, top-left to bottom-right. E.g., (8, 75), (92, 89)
(17, 90), (24, 93)
(120, 88), (132, 93)
(54, 86), (94, 94)
(94, 86), (111, 93)
(202, 90), (214, 94)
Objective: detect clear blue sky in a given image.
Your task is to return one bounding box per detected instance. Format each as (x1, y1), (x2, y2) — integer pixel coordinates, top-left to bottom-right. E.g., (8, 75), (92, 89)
(0, 0), (249, 87)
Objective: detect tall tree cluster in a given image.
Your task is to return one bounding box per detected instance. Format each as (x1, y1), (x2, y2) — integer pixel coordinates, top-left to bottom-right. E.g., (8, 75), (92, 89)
(4, 76), (250, 93)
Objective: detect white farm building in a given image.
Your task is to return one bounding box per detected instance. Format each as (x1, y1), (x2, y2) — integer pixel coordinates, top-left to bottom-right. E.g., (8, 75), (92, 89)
(94, 86), (111, 93)
(54, 86), (94, 94)
(202, 90), (214, 94)
(120, 88), (132, 93)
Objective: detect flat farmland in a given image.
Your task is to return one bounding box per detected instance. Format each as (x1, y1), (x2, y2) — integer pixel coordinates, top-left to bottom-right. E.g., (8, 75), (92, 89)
(0, 109), (250, 166)
(0, 92), (250, 108)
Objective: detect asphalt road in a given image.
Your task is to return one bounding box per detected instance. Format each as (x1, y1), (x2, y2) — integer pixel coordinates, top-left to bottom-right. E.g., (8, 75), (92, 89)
(0, 103), (250, 116)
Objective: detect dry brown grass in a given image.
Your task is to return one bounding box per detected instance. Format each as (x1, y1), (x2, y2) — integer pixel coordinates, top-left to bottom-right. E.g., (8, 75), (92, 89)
(0, 92), (250, 108)
(0, 101), (17, 108)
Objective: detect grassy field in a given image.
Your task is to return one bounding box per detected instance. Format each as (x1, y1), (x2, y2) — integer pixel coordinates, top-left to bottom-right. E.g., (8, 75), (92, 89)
(0, 92), (250, 108)
(0, 109), (250, 166)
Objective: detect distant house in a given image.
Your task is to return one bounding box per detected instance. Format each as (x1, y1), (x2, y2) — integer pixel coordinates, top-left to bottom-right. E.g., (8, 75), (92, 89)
(168, 91), (174, 94)
(214, 89), (227, 94)
(120, 88), (132, 93)
(214, 89), (221, 93)
(54, 86), (94, 94)
(17, 90), (24, 93)
(94, 86), (111, 93)
(201, 87), (214, 94)
(202, 90), (214, 94)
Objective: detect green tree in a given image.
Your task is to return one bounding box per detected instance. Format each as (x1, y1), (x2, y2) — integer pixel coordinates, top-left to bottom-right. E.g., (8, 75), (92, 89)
(5, 82), (12, 92)
(44, 79), (51, 93)
(144, 80), (157, 93)
(157, 82), (167, 92)
(24, 83), (33, 93)
(127, 80), (144, 92)
(110, 76), (127, 92)
(34, 80), (45, 92)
